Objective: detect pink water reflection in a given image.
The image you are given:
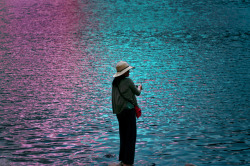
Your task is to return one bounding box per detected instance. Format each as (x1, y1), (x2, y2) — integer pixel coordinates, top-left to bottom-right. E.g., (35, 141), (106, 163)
(0, 0), (110, 165)
(1, 0), (87, 111)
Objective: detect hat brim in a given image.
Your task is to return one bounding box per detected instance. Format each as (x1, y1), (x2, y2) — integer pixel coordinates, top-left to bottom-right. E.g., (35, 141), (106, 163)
(113, 66), (134, 77)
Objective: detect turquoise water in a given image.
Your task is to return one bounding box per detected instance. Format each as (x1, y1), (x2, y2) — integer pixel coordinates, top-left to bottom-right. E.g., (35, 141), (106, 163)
(0, 0), (249, 165)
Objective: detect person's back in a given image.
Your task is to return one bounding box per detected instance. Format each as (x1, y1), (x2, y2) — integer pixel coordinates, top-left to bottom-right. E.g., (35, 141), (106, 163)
(112, 77), (140, 114)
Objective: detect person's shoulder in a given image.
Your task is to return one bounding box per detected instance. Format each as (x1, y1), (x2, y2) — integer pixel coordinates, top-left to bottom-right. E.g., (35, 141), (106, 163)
(123, 77), (134, 84)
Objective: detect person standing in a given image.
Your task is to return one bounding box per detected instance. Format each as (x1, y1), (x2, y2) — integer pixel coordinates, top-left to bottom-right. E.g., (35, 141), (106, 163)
(112, 61), (142, 166)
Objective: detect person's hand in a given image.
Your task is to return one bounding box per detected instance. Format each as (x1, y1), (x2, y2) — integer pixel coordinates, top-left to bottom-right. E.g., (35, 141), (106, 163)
(138, 84), (142, 91)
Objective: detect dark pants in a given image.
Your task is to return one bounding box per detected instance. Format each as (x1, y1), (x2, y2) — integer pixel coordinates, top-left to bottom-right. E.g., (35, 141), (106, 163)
(117, 108), (137, 165)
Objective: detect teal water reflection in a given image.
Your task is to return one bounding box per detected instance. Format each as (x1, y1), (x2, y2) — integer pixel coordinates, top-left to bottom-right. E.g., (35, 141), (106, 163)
(0, 0), (249, 165)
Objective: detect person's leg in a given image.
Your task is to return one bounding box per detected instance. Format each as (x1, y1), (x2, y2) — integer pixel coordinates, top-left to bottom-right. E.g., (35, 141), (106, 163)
(122, 109), (136, 165)
(117, 110), (128, 162)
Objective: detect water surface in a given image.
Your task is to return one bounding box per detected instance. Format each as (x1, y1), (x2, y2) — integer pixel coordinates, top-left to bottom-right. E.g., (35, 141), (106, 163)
(0, 0), (250, 165)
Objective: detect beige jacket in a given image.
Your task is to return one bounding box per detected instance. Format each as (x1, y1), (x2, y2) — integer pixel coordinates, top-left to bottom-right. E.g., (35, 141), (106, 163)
(112, 78), (141, 114)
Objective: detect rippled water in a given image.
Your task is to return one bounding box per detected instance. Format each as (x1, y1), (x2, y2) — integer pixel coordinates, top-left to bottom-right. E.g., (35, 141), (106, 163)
(0, 0), (250, 165)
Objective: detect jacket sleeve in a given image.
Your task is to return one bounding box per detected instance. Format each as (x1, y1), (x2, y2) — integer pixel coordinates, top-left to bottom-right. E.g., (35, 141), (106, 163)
(128, 78), (141, 96)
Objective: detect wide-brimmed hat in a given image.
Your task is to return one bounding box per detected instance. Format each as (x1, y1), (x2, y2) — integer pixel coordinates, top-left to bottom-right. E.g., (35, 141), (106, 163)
(113, 61), (135, 77)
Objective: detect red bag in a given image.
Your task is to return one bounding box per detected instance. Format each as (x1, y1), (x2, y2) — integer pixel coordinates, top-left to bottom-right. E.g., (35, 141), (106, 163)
(135, 106), (141, 119)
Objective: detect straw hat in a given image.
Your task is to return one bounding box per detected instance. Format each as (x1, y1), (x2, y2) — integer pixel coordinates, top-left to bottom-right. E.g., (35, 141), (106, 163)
(113, 61), (135, 77)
